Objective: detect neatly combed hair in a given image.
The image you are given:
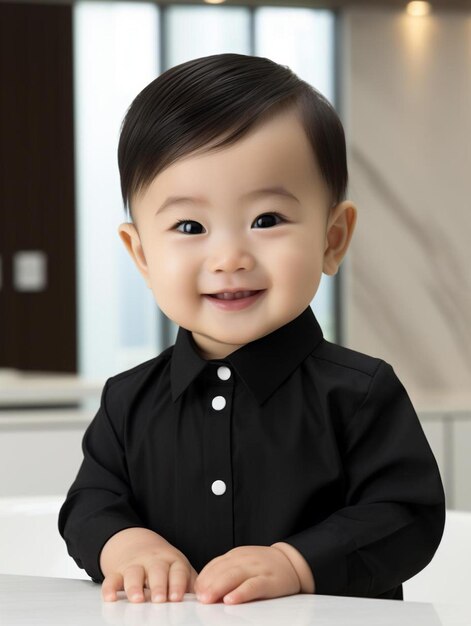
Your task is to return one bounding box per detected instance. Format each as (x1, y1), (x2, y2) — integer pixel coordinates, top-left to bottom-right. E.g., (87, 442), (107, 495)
(118, 53), (348, 220)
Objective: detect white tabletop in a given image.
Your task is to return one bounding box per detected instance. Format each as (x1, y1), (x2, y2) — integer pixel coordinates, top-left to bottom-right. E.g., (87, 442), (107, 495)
(1, 574), (470, 626)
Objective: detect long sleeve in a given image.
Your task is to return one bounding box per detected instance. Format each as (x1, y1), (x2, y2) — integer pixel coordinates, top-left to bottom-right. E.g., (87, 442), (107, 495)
(57, 310), (447, 595)
(282, 360), (446, 598)
(58, 380), (144, 582)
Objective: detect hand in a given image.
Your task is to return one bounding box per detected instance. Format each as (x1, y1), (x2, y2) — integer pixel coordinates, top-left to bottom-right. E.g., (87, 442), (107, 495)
(100, 527), (198, 603)
(193, 545), (301, 605)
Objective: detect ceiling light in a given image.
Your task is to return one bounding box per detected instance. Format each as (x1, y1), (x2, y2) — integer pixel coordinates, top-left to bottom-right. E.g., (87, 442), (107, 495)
(406, 1), (432, 16)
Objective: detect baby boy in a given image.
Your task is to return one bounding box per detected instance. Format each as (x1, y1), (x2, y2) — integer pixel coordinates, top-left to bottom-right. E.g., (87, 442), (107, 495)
(59, 53), (445, 605)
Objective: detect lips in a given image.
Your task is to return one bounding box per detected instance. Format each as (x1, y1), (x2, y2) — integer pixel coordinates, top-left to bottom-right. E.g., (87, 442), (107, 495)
(207, 290), (261, 301)
(203, 289), (265, 311)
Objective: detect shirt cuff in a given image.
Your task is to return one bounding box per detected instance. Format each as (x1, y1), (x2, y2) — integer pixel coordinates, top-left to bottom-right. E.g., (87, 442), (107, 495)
(75, 517), (144, 583)
(280, 520), (354, 596)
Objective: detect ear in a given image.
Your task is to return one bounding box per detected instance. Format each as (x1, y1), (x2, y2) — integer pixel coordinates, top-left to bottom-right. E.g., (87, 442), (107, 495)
(118, 222), (151, 288)
(322, 200), (357, 276)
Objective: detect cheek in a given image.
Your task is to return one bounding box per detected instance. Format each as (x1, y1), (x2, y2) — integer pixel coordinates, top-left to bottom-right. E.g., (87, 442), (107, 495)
(147, 248), (196, 301)
(270, 240), (323, 290)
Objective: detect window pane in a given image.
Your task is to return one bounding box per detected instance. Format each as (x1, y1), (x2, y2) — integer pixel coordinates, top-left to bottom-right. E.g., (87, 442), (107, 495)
(255, 7), (334, 100)
(74, 1), (160, 382)
(165, 5), (250, 68)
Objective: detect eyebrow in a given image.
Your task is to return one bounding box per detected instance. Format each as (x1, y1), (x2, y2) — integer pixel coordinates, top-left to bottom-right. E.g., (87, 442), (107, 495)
(155, 185), (299, 215)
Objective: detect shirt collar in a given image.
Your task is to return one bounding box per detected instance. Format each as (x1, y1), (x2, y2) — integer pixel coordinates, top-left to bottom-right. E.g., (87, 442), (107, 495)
(170, 306), (324, 405)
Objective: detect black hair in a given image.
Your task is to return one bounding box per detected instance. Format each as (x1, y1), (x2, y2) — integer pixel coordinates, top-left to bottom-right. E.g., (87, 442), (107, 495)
(118, 53), (348, 221)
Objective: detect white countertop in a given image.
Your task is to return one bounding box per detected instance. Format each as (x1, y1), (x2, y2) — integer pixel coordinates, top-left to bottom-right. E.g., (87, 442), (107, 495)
(0, 369), (103, 407)
(1, 574), (470, 626)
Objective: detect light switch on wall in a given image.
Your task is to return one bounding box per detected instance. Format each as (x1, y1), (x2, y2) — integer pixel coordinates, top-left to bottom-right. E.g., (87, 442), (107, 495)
(13, 251), (48, 292)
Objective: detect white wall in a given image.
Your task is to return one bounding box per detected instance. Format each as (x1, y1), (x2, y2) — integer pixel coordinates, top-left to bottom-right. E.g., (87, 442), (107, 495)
(341, 6), (471, 399)
(0, 413), (90, 496)
(341, 7), (471, 509)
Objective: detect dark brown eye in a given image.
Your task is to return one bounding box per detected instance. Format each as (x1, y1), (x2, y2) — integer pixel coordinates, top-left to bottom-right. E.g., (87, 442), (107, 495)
(252, 213), (283, 229)
(175, 220), (205, 234)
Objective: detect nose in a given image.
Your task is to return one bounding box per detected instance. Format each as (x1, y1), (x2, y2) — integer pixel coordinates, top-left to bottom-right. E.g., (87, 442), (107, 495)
(206, 237), (256, 273)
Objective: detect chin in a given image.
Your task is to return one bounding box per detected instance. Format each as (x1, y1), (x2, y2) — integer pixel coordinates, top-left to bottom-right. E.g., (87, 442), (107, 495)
(224, 329), (272, 346)
(199, 328), (261, 348)
(216, 332), (257, 345)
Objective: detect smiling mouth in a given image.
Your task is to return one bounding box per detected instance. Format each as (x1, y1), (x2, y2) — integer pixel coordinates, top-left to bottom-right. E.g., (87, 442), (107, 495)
(206, 290), (263, 301)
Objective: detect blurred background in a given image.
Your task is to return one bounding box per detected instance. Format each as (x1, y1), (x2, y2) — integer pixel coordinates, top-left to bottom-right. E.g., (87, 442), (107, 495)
(0, 0), (470, 515)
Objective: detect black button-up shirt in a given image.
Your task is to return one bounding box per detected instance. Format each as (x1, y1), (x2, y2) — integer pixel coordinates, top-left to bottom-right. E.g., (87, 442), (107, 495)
(58, 306), (445, 600)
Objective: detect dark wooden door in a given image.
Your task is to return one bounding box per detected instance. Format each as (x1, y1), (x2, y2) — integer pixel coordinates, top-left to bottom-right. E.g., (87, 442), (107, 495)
(0, 2), (77, 372)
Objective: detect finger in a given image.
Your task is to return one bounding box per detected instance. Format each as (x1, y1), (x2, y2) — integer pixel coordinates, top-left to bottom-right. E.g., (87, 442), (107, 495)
(194, 554), (228, 594)
(168, 562), (191, 602)
(197, 566), (245, 604)
(102, 572), (123, 602)
(223, 576), (265, 605)
(147, 561), (169, 603)
(123, 564), (146, 603)
(188, 568), (198, 594)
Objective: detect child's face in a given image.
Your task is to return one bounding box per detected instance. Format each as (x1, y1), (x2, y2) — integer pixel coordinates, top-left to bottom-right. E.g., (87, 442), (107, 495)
(119, 108), (356, 359)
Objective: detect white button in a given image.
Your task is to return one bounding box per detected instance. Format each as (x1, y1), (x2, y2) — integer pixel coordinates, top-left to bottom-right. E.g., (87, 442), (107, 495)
(211, 395), (226, 410)
(217, 366), (231, 380)
(211, 480), (226, 495)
